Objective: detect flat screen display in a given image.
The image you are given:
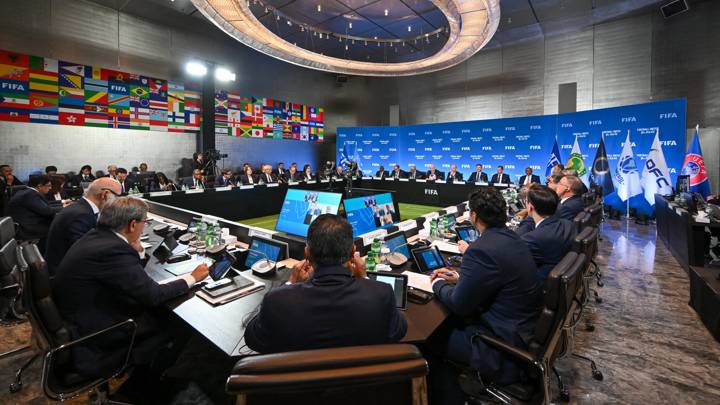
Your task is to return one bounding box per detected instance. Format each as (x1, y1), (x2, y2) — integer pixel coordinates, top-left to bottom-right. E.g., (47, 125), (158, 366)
(367, 271), (408, 309)
(245, 237), (283, 268)
(385, 232), (411, 261)
(275, 189), (342, 237)
(344, 192), (399, 237)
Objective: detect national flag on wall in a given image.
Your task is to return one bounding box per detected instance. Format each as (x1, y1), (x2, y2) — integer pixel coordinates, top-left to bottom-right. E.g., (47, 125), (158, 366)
(566, 136), (590, 187)
(642, 129), (672, 204)
(681, 125), (711, 197)
(590, 135), (614, 195)
(614, 130), (643, 202)
(545, 137), (562, 177)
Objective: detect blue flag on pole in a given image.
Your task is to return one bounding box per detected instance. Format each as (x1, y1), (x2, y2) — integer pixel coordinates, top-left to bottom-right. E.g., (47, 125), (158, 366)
(545, 137), (562, 177)
(681, 125), (711, 197)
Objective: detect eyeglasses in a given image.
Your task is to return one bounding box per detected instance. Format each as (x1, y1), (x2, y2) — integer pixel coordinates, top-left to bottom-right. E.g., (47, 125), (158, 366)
(135, 218), (150, 224)
(101, 187), (122, 197)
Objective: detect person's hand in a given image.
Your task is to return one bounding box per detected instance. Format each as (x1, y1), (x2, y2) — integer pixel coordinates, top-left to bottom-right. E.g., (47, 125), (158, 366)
(348, 252), (366, 278)
(516, 208), (528, 219)
(191, 263), (209, 282)
(289, 260), (313, 284)
(458, 240), (469, 254)
(429, 268), (459, 283)
(129, 238), (144, 253)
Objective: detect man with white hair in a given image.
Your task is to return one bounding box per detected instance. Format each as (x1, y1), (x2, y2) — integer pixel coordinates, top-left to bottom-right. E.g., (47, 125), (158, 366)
(106, 164), (118, 180)
(45, 177), (122, 275)
(54, 197), (209, 380)
(260, 164), (278, 184)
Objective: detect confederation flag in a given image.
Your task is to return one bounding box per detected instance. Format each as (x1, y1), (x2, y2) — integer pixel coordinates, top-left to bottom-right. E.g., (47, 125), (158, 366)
(614, 130), (643, 202)
(642, 129), (673, 204)
(545, 137), (562, 176)
(566, 136), (590, 186)
(590, 135), (614, 195)
(681, 125), (711, 197)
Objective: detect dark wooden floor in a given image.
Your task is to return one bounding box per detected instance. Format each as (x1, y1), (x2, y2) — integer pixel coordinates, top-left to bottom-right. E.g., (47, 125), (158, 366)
(1, 219), (719, 404)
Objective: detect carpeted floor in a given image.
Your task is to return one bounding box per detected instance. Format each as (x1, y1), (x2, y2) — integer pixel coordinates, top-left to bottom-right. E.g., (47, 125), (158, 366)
(241, 202), (442, 231)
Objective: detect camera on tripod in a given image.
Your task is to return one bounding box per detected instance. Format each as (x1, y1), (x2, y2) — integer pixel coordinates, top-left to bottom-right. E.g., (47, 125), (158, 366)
(205, 149), (228, 161)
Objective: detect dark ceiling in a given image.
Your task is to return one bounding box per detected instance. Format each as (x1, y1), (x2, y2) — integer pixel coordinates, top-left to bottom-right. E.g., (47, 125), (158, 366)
(86, 0), (701, 63)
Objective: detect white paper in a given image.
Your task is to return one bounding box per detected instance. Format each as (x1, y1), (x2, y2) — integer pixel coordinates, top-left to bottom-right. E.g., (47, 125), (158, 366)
(149, 191), (172, 197)
(266, 183), (279, 188)
(163, 257), (213, 276)
(214, 186), (232, 192)
(185, 188), (204, 194)
(240, 184), (254, 189)
(288, 181), (299, 185)
(306, 180), (317, 184)
(320, 179), (330, 183)
(248, 227), (273, 240)
(432, 240), (460, 254)
(399, 178), (409, 182)
(475, 182), (488, 186)
(402, 271), (433, 293)
(416, 179), (427, 183)
(444, 206), (458, 214)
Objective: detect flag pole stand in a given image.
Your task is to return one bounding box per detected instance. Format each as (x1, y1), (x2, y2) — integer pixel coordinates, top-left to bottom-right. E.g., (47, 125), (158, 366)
(626, 199), (631, 220)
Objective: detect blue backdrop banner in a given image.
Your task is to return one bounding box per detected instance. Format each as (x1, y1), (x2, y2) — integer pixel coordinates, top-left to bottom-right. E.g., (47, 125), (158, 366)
(337, 99), (687, 214)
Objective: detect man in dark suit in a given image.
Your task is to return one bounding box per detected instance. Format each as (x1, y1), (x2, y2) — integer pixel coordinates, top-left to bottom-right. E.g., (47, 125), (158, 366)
(429, 187), (542, 404)
(390, 164), (405, 179)
(374, 165), (390, 179)
(259, 164), (278, 184)
(245, 214), (407, 353)
(181, 169), (207, 189)
(192, 152), (206, 171)
(518, 167), (541, 187)
(285, 165), (301, 182)
(274, 163), (287, 183)
(332, 166), (344, 179)
(115, 168), (138, 194)
(407, 165), (424, 180)
(1, 164), (24, 186)
(8, 175), (62, 248)
(45, 178), (122, 276)
(70, 165), (96, 187)
(215, 168), (236, 187)
(466, 164), (488, 184)
(518, 185), (576, 281)
(555, 175), (585, 221)
(426, 163), (444, 181)
(446, 164), (464, 183)
(490, 165), (512, 185)
(53, 197), (209, 379)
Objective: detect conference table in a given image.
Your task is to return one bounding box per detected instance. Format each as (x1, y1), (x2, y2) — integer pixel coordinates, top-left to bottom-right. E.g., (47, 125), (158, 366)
(141, 198), (453, 357)
(140, 177), (514, 220)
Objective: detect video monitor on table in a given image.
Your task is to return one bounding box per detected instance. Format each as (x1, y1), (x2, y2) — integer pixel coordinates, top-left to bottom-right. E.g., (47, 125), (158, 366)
(344, 192), (400, 237)
(275, 189), (343, 237)
(245, 236), (286, 268)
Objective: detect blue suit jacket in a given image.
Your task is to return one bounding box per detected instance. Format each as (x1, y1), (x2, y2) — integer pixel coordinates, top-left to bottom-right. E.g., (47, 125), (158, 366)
(45, 198), (97, 275)
(433, 227), (542, 384)
(245, 264), (407, 353)
(555, 195), (584, 221)
(53, 227), (188, 375)
(520, 217), (576, 282)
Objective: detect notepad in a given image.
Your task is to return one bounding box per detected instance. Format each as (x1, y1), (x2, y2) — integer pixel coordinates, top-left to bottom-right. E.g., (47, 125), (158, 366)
(402, 271), (433, 293)
(164, 257), (213, 276)
(432, 240), (460, 254)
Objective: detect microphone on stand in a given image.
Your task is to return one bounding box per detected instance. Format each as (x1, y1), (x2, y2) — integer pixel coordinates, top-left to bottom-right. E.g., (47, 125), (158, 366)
(246, 248), (277, 276)
(387, 242), (413, 267)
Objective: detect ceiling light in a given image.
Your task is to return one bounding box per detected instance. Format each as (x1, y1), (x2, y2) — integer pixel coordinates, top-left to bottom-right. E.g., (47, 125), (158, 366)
(384, 9), (388, 16)
(408, 26), (411, 32)
(185, 61), (207, 76)
(215, 67), (236, 81)
(349, 22), (352, 29)
(317, 4), (321, 12)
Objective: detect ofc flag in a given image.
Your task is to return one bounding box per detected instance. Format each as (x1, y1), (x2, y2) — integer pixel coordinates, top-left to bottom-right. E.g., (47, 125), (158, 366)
(641, 129), (672, 205)
(681, 125), (711, 197)
(615, 130), (643, 202)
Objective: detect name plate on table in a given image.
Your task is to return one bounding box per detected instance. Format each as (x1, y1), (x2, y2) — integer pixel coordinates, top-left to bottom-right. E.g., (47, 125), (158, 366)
(385, 177), (396, 181)
(416, 179), (427, 183)
(423, 211), (440, 219)
(373, 177), (383, 180)
(266, 183), (279, 188)
(320, 179), (330, 183)
(362, 229), (388, 246)
(444, 205), (458, 215)
(240, 184), (254, 189)
(399, 178), (409, 182)
(214, 186), (232, 192)
(475, 182), (488, 186)
(288, 181), (299, 186)
(185, 188), (204, 194)
(306, 180), (317, 184)
(149, 191), (172, 197)
(362, 176), (372, 180)
(248, 227), (274, 240)
(398, 220), (418, 232)
(493, 183), (509, 188)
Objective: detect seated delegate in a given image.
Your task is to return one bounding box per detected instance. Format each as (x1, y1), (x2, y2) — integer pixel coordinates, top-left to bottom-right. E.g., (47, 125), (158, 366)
(428, 187), (542, 405)
(8, 174), (63, 249)
(244, 214), (407, 353)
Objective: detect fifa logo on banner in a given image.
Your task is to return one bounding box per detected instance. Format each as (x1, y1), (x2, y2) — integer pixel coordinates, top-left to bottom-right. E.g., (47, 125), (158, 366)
(505, 146), (515, 150)
(561, 123), (573, 128)
(461, 164), (471, 169)
(357, 148), (364, 152)
(561, 144), (572, 149)
(408, 147), (416, 152)
(371, 148), (379, 152)
(461, 146), (471, 151)
(389, 132), (398, 137)
(442, 147), (451, 151)
(531, 165), (542, 170)
(442, 130), (451, 134)
(589, 120), (602, 126)
(621, 117), (637, 122)
(660, 140), (677, 146)
(389, 148), (397, 152)
(530, 125), (542, 130)
(659, 113), (678, 119)
(589, 143), (600, 148)
(482, 146), (492, 151)
(529, 145), (541, 150)
(505, 127), (516, 131)
(482, 128), (492, 132)
(408, 132), (416, 136)
(424, 131), (432, 135)
(424, 147), (432, 151)
(2, 82), (26, 91)
(355, 133), (363, 137)
(461, 129), (471, 134)
(425, 189), (438, 196)
(371, 133), (380, 137)
(505, 164), (516, 170)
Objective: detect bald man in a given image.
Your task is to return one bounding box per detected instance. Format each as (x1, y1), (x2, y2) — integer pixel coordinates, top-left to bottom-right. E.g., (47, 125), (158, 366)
(45, 177), (122, 275)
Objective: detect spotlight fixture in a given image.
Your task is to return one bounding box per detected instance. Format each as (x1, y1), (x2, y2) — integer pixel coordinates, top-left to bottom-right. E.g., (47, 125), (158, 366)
(317, 4), (321, 12)
(215, 67), (236, 81)
(384, 9), (388, 16)
(185, 61), (207, 76)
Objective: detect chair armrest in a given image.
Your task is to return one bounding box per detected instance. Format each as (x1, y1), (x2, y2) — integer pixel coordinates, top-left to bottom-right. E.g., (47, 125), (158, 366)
(1, 282), (19, 292)
(473, 334), (535, 365)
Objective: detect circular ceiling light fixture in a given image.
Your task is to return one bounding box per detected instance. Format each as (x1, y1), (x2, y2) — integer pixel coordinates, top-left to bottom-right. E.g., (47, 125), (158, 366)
(191, 0), (500, 77)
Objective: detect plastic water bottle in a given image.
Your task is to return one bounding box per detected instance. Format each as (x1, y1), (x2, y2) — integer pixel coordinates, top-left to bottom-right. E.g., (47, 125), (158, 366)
(429, 218), (438, 241)
(205, 222), (215, 247)
(132, 185), (140, 194)
(380, 239), (389, 264)
(196, 220), (207, 246)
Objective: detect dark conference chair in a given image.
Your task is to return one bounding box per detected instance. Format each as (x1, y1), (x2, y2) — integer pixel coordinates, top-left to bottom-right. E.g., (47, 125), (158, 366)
(572, 211), (591, 235)
(13, 243), (137, 402)
(458, 252), (585, 404)
(226, 344), (429, 405)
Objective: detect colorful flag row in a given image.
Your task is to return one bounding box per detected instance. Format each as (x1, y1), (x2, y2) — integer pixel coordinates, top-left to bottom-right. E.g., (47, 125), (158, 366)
(0, 49), (201, 132)
(214, 90), (324, 142)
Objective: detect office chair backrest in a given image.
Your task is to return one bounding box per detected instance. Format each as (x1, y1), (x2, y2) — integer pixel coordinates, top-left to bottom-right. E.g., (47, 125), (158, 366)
(585, 203), (603, 228)
(580, 227), (599, 262)
(528, 252), (577, 357)
(572, 226), (594, 254)
(572, 212), (590, 234)
(0, 216), (14, 246)
(227, 344), (428, 404)
(560, 253), (585, 316)
(21, 244), (72, 356)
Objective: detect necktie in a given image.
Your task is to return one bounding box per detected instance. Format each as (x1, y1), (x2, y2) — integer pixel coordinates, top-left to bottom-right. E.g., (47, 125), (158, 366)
(267, 174), (271, 183)
(525, 176), (531, 185)
(194, 179), (198, 188)
(121, 183), (125, 193)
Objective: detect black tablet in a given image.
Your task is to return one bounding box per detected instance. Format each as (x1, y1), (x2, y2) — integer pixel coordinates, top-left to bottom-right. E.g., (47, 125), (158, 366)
(455, 225), (478, 243)
(209, 252), (236, 281)
(367, 271), (408, 310)
(411, 246), (446, 274)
